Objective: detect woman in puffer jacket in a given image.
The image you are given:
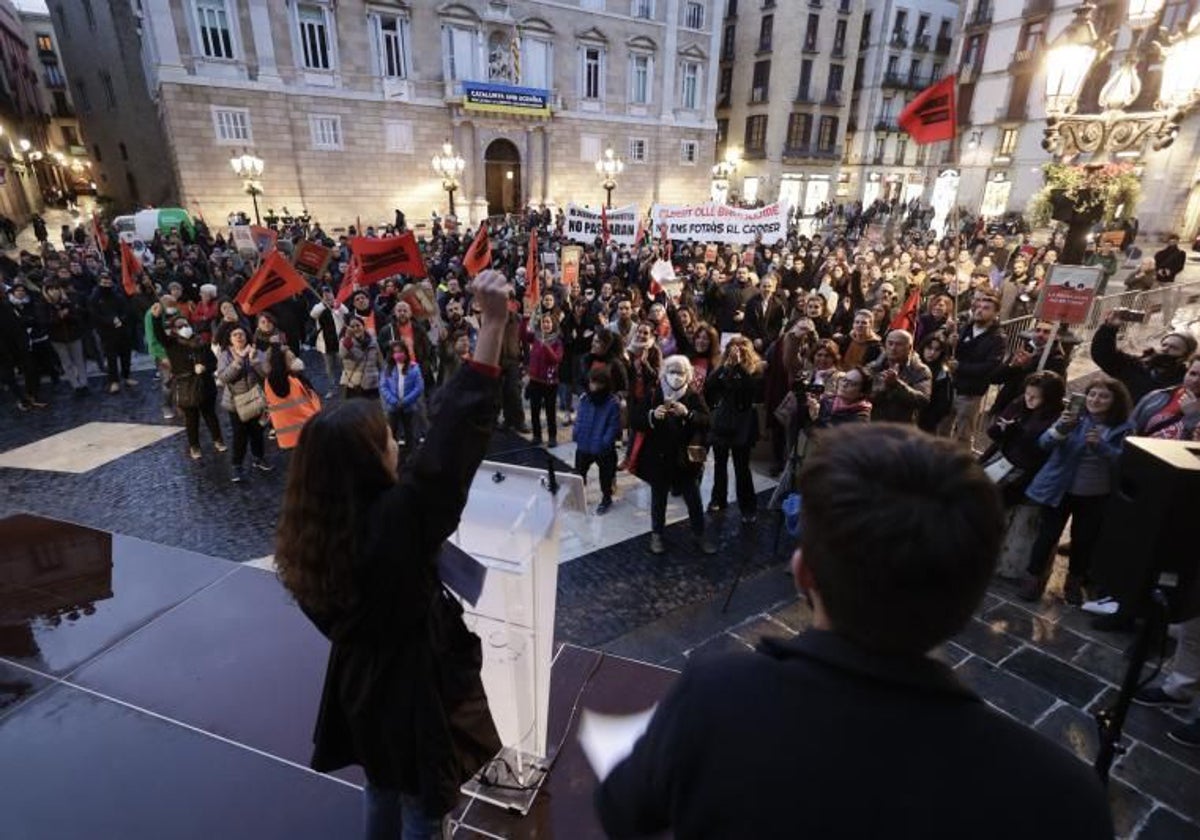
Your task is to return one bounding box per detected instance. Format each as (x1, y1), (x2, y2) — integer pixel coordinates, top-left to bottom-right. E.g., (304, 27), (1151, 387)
(380, 340), (425, 448)
(340, 315), (384, 399)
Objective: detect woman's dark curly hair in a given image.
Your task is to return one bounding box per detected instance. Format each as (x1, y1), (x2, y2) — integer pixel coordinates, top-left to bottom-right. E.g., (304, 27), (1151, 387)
(275, 399), (394, 615)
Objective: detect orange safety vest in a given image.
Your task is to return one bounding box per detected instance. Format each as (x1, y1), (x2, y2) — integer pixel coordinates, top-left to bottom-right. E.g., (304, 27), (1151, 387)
(265, 377), (321, 449)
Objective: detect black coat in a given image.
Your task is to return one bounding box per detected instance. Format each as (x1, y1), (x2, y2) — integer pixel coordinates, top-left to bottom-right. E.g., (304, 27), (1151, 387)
(304, 365), (502, 814)
(1090, 323), (1185, 403)
(631, 385), (710, 489)
(953, 322), (1006, 396)
(596, 630), (1113, 839)
(88, 289), (131, 343)
(741, 292), (786, 349)
(705, 365), (762, 448)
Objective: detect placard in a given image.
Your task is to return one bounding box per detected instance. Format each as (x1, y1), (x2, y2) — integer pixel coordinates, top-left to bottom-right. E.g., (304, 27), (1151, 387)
(561, 245), (582, 289)
(564, 203), (639, 246)
(229, 225), (256, 254)
(704, 243), (718, 263)
(650, 201), (790, 246)
(292, 240), (332, 276)
(1035, 264), (1104, 325)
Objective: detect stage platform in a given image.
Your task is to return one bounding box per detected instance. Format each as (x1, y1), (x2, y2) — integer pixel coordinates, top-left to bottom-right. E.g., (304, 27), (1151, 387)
(0, 514), (676, 839)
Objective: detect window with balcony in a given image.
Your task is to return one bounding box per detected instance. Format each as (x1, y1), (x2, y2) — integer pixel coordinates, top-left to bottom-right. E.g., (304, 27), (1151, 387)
(833, 19), (847, 55)
(758, 15), (773, 52)
(891, 8), (907, 44)
(582, 46), (604, 100)
(722, 24), (736, 60)
(915, 144), (927, 164)
(804, 14), (819, 50)
(998, 127), (1017, 156)
(797, 58), (812, 100)
(718, 65), (732, 105)
(861, 11), (872, 48)
(630, 53), (652, 104)
(628, 137), (648, 162)
(1017, 19), (1045, 57)
(786, 112), (813, 151)
(36, 33), (53, 52)
(716, 117), (728, 146)
(43, 61), (65, 88)
(751, 60), (770, 102)
(908, 58), (922, 85)
(522, 38), (552, 89)
(872, 136), (885, 163)
(194, 0), (236, 60)
(371, 11), (410, 79)
(212, 106), (252, 144)
(962, 34), (984, 73)
(446, 26), (478, 81)
(297, 3), (334, 70)
(931, 62), (943, 79)
(684, 1), (704, 29)
(817, 115), (837, 151)
(916, 13), (929, 37)
(310, 114), (343, 150)
(745, 114), (767, 154)
(681, 61), (701, 109)
(886, 55), (900, 78)
(632, 0), (653, 20)
(895, 136), (907, 164)
(826, 64), (843, 101)
(936, 18), (953, 53)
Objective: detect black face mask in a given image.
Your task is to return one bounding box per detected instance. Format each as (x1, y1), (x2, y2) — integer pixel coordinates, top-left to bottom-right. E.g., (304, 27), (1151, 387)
(99, 286), (114, 294)
(1147, 352), (1181, 371)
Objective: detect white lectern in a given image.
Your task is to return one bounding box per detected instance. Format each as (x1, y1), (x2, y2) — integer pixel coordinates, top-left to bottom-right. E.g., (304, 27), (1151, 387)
(451, 458), (586, 815)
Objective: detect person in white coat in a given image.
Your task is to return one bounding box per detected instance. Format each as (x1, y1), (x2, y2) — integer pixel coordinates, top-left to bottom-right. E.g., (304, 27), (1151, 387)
(310, 286), (349, 398)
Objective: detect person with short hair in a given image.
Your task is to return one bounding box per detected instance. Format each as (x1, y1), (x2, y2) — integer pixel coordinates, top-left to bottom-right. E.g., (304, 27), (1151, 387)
(595, 424), (1113, 838)
(1091, 309), (1194, 403)
(865, 328), (931, 425)
(943, 293), (1006, 446)
(573, 366), (621, 515)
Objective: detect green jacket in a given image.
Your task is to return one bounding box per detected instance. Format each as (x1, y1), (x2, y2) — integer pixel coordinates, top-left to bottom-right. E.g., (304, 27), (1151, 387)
(145, 308), (167, 361)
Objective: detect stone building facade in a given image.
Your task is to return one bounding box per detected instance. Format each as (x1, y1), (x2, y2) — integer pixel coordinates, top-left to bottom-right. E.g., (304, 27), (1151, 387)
(715, 0), (865, 213)
(119, 0), (723, 228)
(0, 0), (47, 225)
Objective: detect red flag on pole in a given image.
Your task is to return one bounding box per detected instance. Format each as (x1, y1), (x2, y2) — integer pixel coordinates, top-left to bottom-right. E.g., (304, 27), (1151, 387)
(634, 217), (646, 249)
(235, 250), (310, 315)
(119, 241), (139, 296)
(898, 75), (957, 145)
(524, 229), (540, 308)
(335, 254), (365, 304)
(463, 223), (492, 277)
(601, 205), (610, 246)
(659, 223), (672, 262)
(92, 213), (109, 253)
(888, 288), (922, 334)
(349, 232), (427, 285)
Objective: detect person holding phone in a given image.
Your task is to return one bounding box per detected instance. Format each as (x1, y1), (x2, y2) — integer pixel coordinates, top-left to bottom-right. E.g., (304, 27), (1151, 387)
(1020, 377), (1134, 604)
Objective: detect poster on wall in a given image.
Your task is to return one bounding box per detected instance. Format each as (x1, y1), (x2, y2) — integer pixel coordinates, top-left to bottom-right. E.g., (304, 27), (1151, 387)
(650, 202), (790, 246)
(564, 204), (640, 246)
(979, 177), (1013, 219)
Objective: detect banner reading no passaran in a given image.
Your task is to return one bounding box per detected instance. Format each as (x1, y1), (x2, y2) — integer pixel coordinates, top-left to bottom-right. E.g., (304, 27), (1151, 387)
(565, 203), (639, 246)
(651, 202), (790, 246)
(462, 82), (551, 117)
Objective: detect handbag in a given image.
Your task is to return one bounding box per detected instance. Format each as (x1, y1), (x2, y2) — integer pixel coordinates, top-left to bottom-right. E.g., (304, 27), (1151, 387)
(773, 391), (799, 427)
(174, 374), (204, 409)
(980, 450), (1024, 487)
(232, 383), (267, 422)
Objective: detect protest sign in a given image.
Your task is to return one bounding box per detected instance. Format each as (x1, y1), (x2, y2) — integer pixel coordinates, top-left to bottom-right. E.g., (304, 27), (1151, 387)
(561, 245), (582, 288)
(565, 204), (639, 246)
(1036, 264), (1104, 325)
(650, 202), (790, 246)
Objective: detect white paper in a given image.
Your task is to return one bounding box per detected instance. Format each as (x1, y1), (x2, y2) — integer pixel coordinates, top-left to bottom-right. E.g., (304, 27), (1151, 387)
(650, 259), (676, 283)
(577, 705), (657, 782)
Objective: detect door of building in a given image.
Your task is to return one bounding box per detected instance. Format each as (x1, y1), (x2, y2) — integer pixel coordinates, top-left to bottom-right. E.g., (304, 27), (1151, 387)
(484, 139), (522, 218)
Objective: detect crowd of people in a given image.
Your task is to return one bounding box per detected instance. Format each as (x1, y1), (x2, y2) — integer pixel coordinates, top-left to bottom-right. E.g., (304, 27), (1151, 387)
(1, 199), (1199, 763)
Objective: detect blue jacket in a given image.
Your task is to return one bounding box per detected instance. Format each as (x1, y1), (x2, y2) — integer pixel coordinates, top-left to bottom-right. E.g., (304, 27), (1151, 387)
(1024, 414), (1132, 507)
(573, 393), (621, 455)
(380, 363), (424, 412)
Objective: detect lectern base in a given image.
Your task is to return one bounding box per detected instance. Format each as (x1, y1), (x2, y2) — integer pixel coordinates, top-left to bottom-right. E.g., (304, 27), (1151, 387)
(459, 745), (556, 816)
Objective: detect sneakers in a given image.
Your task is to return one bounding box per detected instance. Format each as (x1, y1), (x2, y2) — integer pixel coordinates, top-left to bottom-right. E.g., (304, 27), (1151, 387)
(252, 459), (274, 473)
(707, 501), (727, 513)
(1167, 718), (1200, 748)
(1082, 596), (1121, 616)
(596, 498), (612, 515)
(189, 446), (202, 460)
(213, 440), (228, 453)
(163, 408), (176, 420)
(231, 466), (245, 483)
(696, 535), (718, 555)
(1132, 687), (1191, 709)
(323, 389), (335, 400)
(649, 533), (666, 555)
(107, 382), (120, 394)
(123, 378), (138, 388)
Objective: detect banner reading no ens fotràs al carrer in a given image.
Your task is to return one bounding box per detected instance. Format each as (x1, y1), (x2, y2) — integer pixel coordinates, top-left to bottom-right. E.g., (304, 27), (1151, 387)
(462, 81), (551, 117)
(650, 202), (791, 246)
(564, 204), (640, 246)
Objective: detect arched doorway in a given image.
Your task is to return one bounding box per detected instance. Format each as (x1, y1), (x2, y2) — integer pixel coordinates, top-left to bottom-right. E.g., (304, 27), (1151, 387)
(484, 139), (521, 217)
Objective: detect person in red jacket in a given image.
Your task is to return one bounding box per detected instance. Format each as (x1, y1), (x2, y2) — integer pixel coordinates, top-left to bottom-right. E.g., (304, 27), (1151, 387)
(521, 312), (564, 446)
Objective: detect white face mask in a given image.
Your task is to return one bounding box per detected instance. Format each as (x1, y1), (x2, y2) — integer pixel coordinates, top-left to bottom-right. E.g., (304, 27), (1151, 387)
(665, 372), (688, 392)
(176, 326), (194, 339)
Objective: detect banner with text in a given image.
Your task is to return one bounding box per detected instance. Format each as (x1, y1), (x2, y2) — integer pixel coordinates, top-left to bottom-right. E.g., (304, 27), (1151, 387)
(565, 203), (640, 246)
(650, 202), (790, 246)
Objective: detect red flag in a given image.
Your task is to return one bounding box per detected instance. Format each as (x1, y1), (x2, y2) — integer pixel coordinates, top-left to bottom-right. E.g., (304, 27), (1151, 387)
(119, 241), (139, 296)
(335, 254), (364, 304)
(634, 217), (646, 249)
(91, 213), (109, 253)
(463, 223), (492, 277)
(399, 281), (437, 321)
(349, 232), (427, 285)
(235, 250), (310, 315)
(601, 205), (610, 246)
(249, 225), (277, 254)
(524, 229), (540, 308)
(659, 223), (672, 262)
(898, 75), (957, 145)
(888, 288), (922, 334)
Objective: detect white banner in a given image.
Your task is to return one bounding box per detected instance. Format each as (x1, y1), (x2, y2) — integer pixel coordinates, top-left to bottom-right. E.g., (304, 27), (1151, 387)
(650, 201), (790, 246)
(564, 203), (640, 246)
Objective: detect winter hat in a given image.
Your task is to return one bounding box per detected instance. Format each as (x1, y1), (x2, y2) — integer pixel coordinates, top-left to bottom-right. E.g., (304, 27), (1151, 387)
(200, 283), (218, 298)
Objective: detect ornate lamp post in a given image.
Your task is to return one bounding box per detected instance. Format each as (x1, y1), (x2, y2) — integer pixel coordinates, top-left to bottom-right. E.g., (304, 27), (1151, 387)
(1041, 2), (1200, 157)
(230, 150), (265, 225)
(431, 140), (466, 218)
(595, 147), (624, 208)
(710, 146), (742, 204)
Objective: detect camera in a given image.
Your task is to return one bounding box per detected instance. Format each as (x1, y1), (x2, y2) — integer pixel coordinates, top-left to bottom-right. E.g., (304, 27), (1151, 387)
(1113, 308), (1148, 324)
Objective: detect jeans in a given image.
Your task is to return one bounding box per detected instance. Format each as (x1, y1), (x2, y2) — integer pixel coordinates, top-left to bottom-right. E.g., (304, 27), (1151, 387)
(389, 406), (416, 444)
(51, 340), (87, 388)
(227, 411), (265, 466)
(576, 447), (617, 498)
(363, 785), (444, 840)
(711, 444), (756, 515)
(322, 352), (341, 392)
(1027, 493), (1108, 580)
(527, 381), (556, 441)
(651, 478), (705, 535)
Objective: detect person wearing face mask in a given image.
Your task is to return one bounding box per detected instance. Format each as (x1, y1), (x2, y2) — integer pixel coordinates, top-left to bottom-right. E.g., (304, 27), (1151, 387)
(574, 366), (622, 515)
(705, 336), (765, 523)
(340, 316), (385, 400)
(215, 322), (272, 482)
(631, 355), (715, 556)
(380, 341), (425, 449)
(1091, 310), (1196, 403)
(88, 273), (137, 394)
(154, 314), (226, 459)
(39, 282), (88, 395)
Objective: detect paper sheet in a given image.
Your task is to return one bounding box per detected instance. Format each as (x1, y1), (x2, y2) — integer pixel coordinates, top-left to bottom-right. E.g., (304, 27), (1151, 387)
(576, 705), (658, 782)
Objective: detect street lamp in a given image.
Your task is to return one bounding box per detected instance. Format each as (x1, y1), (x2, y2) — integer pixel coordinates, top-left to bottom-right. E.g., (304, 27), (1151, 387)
(710, 146), (741, 203)
(1041, 1), (1200, 156)
(230, 150), (265, 225)
(595, 147), (624, 208)
(431, 140), (465, 218)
